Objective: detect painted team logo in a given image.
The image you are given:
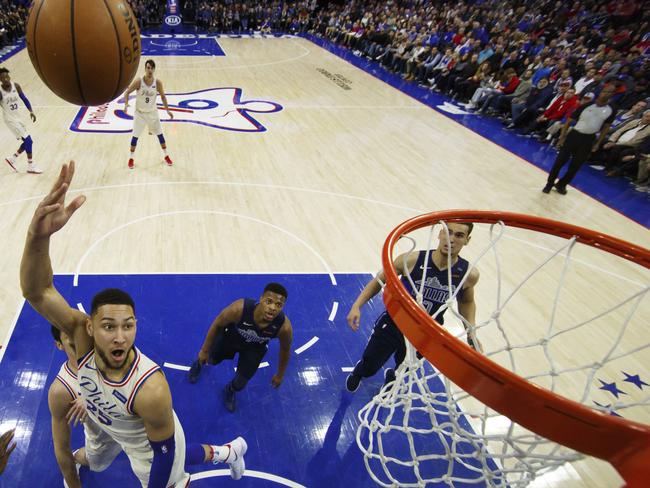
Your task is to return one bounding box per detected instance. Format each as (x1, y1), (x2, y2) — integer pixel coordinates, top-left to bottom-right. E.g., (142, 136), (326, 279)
(69, 87), (283, 133)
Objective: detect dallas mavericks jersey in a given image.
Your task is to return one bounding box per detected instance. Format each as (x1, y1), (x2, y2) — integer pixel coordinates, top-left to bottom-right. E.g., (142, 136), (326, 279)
(77, 347), (162, 448)
(401, 250), (469, 324)
(135, 77), (157, 112)
(229, 298), (285, 345)
(0, 82), (21, 122)
(56, 360), (80, 401)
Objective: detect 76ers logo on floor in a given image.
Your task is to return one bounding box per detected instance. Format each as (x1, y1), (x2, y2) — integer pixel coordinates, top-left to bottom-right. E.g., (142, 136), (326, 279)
(69, 87), (283, 133)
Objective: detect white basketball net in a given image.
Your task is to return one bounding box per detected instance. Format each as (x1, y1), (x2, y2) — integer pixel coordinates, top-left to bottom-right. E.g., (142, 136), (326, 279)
(357, 219), (650, 487)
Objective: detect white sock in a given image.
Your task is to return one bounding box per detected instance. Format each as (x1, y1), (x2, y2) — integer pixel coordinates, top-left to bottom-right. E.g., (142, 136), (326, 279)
(27, 158), (33, 165)
(210, 444), (234, 463)
(162, 147), (168, 156)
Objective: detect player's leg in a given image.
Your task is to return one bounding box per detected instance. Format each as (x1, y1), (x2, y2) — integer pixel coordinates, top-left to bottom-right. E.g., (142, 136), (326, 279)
(186, 439), (248, 480)
(188, 327), (236, 383)
(129, 111), (146, 169)
(346, 313), (399, 392)
(23, 135), (41, 173)
(80, 421), (123, 473)
(222, 345), (267, 412)
(149, 114), (172, 166)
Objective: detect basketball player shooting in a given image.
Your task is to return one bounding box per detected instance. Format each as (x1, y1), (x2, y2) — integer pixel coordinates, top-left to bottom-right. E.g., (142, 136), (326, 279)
(22, 162), (247, 487)
(1, 67), (41, 174)
(345, 222), (480, 392)
(123, 60), (174, 170)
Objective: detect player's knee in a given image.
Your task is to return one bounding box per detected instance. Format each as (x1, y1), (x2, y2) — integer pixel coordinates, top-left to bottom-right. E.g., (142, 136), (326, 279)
(86, 455), (111, 472)
(157, 134), (165, 145)
(130, 136), (139, 147)
(23, 136), (33, 153)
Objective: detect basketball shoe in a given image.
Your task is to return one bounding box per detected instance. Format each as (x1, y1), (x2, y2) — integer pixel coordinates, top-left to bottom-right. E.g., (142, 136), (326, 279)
(164, 155), (173, 166)
(27, 162), (43, 174)
(128, 158), (134, 169)
(4, 156), (17, 172)
(220, 436), (247, 480)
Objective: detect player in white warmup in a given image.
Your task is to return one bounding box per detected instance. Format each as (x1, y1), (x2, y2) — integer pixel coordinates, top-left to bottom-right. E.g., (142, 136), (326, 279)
(123, 59), (174, 169)
(23, 162), (247, 488)
(0, 67), (41, 174)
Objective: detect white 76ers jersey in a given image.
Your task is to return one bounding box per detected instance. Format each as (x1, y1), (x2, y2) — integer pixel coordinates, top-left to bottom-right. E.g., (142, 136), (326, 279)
(0, 82), (21, 122)
(55, 360), (81, 401)
(136, 77), (158, 113)
(77, 347), (162, 449)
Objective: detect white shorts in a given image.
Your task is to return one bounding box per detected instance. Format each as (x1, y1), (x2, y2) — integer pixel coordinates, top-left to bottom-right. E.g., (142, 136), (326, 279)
(133, 109), (163, 138)
(4, 118), (28, 140)
(85, 412), (190, 487)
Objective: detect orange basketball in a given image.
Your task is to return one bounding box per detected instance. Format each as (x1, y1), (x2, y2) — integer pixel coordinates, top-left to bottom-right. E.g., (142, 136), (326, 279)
(26, 0), (141, 106)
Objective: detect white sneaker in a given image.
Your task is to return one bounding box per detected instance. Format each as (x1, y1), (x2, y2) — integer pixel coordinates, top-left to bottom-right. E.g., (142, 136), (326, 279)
(4, 157), (17, 172)
(224, 437), (247, 480)
(27, 163), (43, 174)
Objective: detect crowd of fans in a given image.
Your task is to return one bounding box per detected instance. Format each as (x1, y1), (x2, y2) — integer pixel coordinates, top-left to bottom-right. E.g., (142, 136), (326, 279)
(309, 0), (650, 193)
(0, 1), (27, 50)
(1, 0), (649, 192)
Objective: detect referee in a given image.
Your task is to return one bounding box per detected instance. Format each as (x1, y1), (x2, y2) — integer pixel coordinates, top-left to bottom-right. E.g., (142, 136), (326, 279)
(543, 84), (616, 195)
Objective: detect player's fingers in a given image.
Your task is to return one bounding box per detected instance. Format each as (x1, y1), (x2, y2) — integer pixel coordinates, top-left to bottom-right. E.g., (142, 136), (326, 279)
(64, 160), (76, 186)
(65, 195), (86, 217)
(36, 203), (61, 219)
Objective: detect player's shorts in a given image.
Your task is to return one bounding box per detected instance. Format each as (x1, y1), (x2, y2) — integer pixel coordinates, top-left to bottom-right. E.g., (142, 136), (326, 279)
(85, 411), (190, 487)
(209, 326), (268, 380)
(132, 109), (163, 138)
(4, 118), (28, 140)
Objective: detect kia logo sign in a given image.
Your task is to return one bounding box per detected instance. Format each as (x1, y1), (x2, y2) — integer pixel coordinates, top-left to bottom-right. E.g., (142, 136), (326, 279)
(165, 15), (182, 26)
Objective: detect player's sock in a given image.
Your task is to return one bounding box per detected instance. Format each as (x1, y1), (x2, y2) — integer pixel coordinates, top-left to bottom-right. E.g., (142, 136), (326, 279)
(206, 444), (233, 463)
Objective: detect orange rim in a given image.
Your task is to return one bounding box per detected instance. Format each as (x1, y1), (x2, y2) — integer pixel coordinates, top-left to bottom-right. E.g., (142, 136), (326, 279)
(382, 210), (650, 486)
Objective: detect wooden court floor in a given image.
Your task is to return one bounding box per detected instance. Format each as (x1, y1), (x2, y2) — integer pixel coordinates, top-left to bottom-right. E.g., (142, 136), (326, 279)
(1, 36), (649, 487)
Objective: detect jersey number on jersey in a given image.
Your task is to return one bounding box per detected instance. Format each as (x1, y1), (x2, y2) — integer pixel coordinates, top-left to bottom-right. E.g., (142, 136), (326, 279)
(9, 103), (18, 110)
(85, 401), (113, 426)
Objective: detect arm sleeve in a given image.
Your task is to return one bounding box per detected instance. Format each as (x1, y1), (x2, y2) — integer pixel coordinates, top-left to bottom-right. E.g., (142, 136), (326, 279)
(19, 92), (32, 112)
(148, 434), (176, 488)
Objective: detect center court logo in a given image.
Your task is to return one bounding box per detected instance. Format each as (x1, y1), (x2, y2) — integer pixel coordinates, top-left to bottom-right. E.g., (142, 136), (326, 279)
(69, 87), (283, 133)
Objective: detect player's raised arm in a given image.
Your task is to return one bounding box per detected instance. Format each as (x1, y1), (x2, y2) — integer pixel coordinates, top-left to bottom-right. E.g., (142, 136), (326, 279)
(156, 79), (173, 119)
(134, 373), (176, 488)
(272, 318), (293, 388)
(347, 252), (418, 331)
(20, 162), (89, 348)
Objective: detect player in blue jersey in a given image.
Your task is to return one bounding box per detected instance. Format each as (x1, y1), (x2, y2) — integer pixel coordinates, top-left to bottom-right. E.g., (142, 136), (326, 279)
(187, 284), (294, 412)
(345, 222), (480, 392)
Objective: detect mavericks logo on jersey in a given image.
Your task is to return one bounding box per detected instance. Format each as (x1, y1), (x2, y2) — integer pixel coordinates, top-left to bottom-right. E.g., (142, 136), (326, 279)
(69, 87), (283, 133)
(414, 276), (458, 314)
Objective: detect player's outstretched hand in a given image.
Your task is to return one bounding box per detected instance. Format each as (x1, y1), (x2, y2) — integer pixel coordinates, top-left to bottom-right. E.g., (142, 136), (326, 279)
(347, 305), (361, 331)
(66, 395), (88, 427)
(271, 374), (283, 388)
(167, 110), (174, 120)
(30, 112), (36, 123)
(0, 428), (16, 475)
(28, 161), (86, 239)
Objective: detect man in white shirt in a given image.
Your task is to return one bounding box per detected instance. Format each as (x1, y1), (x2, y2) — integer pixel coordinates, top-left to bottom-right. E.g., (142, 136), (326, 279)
(543, 85), (617, 194)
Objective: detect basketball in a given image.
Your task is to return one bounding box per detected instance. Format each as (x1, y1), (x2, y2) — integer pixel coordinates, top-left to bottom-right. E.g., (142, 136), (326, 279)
(25, 0), (141, 106)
